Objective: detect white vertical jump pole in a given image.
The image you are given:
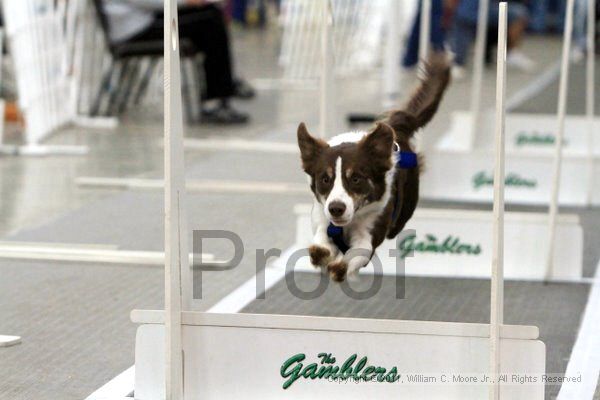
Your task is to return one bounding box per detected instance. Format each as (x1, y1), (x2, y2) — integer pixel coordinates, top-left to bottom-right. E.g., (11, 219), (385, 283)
(490, 4), (507, 399)
(585, 0), (596, 206)
(164, 0), (191, 397)
(416, 0), (432, 151)
(319, 0), (335, 138)
(470, 0), (490, 149)
(546, 0), (575, 281)
(382, 0), (402, 109)
(418, 0), (432, 62)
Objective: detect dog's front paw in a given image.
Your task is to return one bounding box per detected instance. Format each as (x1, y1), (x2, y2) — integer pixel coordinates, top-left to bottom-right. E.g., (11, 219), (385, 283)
(327, 260), (348, 282)
(309, 245), (331, 267)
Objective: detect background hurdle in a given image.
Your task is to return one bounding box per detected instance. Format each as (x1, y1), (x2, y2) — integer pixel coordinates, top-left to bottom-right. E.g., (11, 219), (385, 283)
(426, 0), (598, 206)
(129, 2), (545, 399)
(285, 205), (583, 282)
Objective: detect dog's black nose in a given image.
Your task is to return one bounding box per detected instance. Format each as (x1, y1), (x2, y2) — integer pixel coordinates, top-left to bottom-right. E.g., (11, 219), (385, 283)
(328, 202), (346, 218)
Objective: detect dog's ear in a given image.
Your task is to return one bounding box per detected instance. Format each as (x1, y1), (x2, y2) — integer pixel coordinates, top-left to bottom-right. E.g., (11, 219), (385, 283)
(359, 123), (395, 162)
(297, 123), (328, 173)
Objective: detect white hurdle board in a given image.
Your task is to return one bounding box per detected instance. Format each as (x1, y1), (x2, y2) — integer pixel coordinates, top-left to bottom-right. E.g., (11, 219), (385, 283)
(428, 0), (596, 206)
(130, 2), (545, 399)
(425, 111), (600, 205)
(287, 204), (582, 281)
(132, 311), (545, 400)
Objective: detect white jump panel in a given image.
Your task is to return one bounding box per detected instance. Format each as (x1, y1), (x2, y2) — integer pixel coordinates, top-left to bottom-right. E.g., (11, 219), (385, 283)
(431, 111), (599, 205)
(422, 149), (600, 205)
(133, 311), (545, 400)
(439, 111), (600, 155)
(290, 204), (582, 281)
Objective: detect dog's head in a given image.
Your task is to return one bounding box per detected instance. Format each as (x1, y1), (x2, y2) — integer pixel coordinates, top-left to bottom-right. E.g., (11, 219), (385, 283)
(297, 122), (396, 226)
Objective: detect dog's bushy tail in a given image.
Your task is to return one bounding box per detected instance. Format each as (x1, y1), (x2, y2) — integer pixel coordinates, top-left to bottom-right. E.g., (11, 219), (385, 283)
(383, 53), (451, 139)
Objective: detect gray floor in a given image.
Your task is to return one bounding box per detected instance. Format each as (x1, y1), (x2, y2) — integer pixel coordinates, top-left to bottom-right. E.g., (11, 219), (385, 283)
(0, 24), (598, 400)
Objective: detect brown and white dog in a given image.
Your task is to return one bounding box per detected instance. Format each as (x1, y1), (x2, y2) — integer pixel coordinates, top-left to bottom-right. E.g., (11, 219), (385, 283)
(297, 56), (450, 282)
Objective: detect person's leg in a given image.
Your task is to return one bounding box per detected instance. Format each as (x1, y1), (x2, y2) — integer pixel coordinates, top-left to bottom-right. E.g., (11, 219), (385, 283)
(573, 0), (587, 49)
(431, 0), (445, 51)
(502, 3), (537, 71)
(505, 4), (529, 50)
(176, 5), (249, 123)
(177, 5), (235, 101)
(402, 1), (421, 68)
(450, 19), (475, 67)
(529, 0), (548, 33)
(402, 0), (446, 68)
(127, 7), (248, 123)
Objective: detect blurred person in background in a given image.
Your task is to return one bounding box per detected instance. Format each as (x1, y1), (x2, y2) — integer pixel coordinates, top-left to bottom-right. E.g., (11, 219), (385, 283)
(450, 0), (536, 79)
(104, 0), (255, 124)
(570, 0), (596, 62)
(402, 0), (447, 69)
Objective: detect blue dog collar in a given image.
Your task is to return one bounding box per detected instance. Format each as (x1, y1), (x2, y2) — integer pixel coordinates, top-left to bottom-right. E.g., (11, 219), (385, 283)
(396, 151), (418, 169)
(327, 224), (350, 254)
(327, 149), (417, 254)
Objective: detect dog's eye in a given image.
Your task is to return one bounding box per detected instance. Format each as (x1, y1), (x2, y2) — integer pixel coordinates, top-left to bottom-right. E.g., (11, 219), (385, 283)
(321, 175), (331, 184)
(351, 175), (362, 185)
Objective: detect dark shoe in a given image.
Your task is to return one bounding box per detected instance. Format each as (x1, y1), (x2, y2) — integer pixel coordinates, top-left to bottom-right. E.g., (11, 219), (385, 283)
(201, 104), (249, 124)
(232, 78), (256, 99)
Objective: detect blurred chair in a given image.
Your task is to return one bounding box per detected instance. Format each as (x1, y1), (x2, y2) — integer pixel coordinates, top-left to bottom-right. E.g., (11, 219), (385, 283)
(90, 0), (201, 121)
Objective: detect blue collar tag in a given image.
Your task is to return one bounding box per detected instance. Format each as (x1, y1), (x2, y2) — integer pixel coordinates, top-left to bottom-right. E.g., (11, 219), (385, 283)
(327, 224), (350, 254)
(396, 151), (418, 169)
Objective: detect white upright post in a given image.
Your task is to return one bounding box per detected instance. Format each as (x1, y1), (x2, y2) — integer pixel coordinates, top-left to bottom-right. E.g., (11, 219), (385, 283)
(546, 0), (575, 280)
(585, 0), (596, 206)
(382, 0), (402, 109)
(319, 0), (335, 138)
(418, 0), (432, 62)
(490, 4), (507, 400)
(164, 0), (190, 398)
(470, 0), (490, 149)
(416, 0), (432, 151)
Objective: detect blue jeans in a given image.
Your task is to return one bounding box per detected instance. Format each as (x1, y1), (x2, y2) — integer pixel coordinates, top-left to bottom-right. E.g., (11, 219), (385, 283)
(573, 0), (588, 49)
(402, 0), (446, 67)
(451, 1), (529, 66)
(528, 0), (548, 32)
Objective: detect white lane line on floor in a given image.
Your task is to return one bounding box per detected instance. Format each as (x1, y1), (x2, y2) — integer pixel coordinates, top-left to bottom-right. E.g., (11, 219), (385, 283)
(506, 59), (561, 111)
(206, 247), (298, 313)
(75, 177), (308, 195)
(556, 259), (600, 400)
(182, 138), (298, 154)
(84, 365), (134, 400)
(206, 266), (287, 313)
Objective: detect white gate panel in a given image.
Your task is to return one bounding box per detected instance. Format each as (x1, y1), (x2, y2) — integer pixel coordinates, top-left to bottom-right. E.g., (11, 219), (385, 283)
(421, 149), (600, 206)
(291, 205), (582, 281)
(431, 111), (599, 205)
(133, 313), (545, 400)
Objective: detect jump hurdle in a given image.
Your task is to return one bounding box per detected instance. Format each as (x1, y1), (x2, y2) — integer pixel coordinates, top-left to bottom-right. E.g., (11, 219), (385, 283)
(428, 0), (597, 206)
(129, 3), (545, 399)
(284, 204), (583, 282)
